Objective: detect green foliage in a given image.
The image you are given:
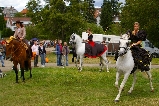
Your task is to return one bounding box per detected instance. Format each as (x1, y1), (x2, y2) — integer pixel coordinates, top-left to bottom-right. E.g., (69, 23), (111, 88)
(1, 28), (14, 38)
(14, 12), (23, 17)
(26, 0), (100, 41)
(121, 0), (159, 47)
(86, 23), (105, 34)
(106, 23), (122, 35)
(100, 0), (113, 31)
(0, 8), (6, 31)
(26, 26), (41, 40)
(85, 0), (96, 23)
(26, 0), (43, 24)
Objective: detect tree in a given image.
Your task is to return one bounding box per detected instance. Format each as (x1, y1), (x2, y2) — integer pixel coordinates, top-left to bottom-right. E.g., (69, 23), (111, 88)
(14, 12), (23, 17)
(121, 0), (159, 47)
(1, 28), (14, 38)
(0, 7), (6, 31)
(85, 0), (96, 23)
(100, 0), (113, 31)
(26, 0), (43, 24)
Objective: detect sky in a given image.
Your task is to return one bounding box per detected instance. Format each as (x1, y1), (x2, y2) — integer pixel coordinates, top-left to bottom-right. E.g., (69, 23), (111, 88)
(0, 0), (125, 12)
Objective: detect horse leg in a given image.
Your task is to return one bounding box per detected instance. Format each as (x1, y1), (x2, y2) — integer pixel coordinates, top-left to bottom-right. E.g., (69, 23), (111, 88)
(21, 68), (25, 82)
(28, 59), (32, 78)
(115, 72), (130, 102)
(78, 55), (83, 71)
(99, 57), (103, 72)
(145, 71), (154, 92)
(20, 63), (25, 82)
(13, 62), (18, 83)
(101, 54), (109, 72)
(115, 71), (120, 89)
(75, 56), (79, 68)
(128, 72), (137, 94)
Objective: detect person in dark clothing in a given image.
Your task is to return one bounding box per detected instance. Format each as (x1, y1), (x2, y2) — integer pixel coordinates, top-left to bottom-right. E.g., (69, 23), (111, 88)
(55, 40), (63, 66)
(71, 46), (77, 62)
(38, 41), (46, 67)
(115, 22), (152, 73)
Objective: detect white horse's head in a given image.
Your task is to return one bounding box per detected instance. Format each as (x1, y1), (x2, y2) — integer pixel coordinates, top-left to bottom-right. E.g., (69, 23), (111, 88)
(118, 36), (131, 56)
(69, 33), (76, 46)
(121, 33), (130, 40)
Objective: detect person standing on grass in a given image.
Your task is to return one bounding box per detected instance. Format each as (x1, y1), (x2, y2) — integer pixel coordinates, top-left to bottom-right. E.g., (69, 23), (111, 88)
(0, 47), (5, 67)
(31, 40), (39, 67)
(62, 42), (70, 66)
(55, 40), (63, 66)
(38, 41), (46, 67)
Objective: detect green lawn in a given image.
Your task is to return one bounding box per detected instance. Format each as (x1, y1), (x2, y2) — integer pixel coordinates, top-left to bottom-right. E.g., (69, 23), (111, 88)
(0, 67), (159, 106)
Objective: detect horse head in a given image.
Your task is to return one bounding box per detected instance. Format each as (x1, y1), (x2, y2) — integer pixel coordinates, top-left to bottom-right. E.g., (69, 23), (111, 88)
(5, 37), (21, 59)
(69, 33), (76, 45)
(118, 36), (131, 56)
(121, 33), (130, 40)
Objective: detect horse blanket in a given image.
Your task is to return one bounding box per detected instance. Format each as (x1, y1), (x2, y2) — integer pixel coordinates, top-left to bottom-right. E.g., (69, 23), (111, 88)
(85, 42), (107, 58)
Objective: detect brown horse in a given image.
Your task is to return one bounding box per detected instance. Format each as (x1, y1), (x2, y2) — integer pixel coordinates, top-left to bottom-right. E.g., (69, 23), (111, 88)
(6, 38), (32, 83)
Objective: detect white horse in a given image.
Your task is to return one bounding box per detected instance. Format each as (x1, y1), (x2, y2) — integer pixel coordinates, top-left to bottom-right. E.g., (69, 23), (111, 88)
(114, 34), (154, 102)
(69, 33), (109, 72)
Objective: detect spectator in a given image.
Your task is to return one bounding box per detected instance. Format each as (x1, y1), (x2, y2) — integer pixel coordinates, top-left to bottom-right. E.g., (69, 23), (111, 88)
(0, 47), (5, 67)
(1, 43), (6, 60)
(38, 41), (46, 67)
(55, 40), (62, 66)
(31, 40), (39, 67)
(62, 42), (70, 66)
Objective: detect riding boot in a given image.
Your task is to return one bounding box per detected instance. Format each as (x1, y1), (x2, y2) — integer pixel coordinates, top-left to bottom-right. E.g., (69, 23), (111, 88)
(114, 50), (119, 61)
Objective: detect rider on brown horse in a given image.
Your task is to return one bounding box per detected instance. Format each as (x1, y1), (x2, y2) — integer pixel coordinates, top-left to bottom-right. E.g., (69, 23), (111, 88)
(13, 20), (32, 58)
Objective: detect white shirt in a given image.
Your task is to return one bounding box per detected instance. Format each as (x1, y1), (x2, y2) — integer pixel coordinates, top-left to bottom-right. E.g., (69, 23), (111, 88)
(31, 44), (39, 55)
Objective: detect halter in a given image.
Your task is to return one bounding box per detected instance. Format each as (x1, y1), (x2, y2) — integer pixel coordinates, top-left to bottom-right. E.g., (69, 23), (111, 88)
(70, 33), (76, 45)
(118, 46), (130, 56)
(118, 38), (130, 56)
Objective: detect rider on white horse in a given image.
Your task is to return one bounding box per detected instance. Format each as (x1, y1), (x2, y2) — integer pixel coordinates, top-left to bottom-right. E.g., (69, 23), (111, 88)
(84, 28), (107, 58)
(115, 22), (152, 74)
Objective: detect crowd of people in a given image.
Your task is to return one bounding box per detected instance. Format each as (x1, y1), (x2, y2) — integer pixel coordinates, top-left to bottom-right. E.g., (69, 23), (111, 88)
(30, 39), (70, 67)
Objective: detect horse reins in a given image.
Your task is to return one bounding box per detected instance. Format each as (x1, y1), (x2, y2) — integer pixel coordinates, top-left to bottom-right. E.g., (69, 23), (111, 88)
(11, 41), (24, 60)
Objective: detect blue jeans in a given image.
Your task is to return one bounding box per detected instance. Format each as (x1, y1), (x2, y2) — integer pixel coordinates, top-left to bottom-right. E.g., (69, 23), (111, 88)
(40, 53), (45, 65)
(62, 55), (68, 66)
(0, 55), (4, 66)
(57, 54), (62, 66)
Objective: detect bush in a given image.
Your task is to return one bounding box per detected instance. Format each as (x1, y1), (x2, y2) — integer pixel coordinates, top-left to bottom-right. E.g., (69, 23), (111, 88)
(1, 28), (14, 38)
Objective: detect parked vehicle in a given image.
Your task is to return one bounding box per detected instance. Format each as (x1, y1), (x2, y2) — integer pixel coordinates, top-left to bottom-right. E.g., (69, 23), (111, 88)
(82, 32), (159, 58)
(142, 40), (159, 58)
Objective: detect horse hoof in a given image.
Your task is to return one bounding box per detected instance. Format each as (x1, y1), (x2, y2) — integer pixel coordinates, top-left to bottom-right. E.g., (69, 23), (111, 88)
(114, 100), (119, 102)
(151, 89), (154, 92)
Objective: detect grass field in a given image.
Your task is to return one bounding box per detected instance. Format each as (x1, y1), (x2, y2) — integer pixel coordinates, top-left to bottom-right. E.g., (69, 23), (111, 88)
(0, 67), (159, 106)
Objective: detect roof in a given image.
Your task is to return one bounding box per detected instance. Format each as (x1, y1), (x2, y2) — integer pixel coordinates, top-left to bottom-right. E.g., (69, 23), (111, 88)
(7, 17), (31, 25)
(94, 8), (101, 18)
(21, 9), (28, 14)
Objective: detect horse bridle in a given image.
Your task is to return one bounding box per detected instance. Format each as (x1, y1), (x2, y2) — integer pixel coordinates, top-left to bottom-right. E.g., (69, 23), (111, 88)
(118, 39), (130, 56)
(70, 34), (76, 45)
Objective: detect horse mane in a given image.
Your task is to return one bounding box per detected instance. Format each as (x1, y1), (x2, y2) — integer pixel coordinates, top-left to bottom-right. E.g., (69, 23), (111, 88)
(74, 34), (82, 42)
